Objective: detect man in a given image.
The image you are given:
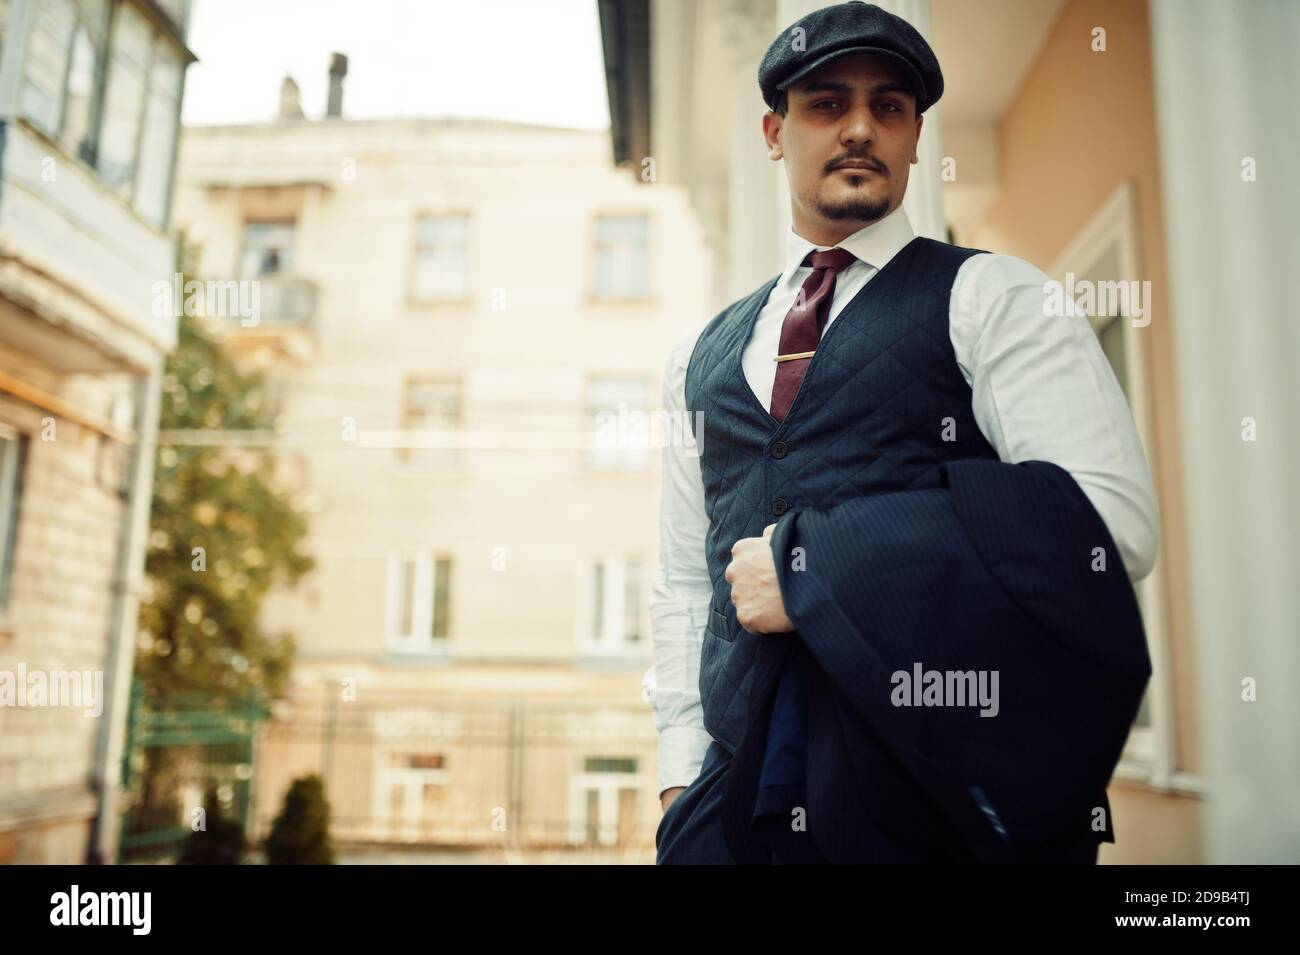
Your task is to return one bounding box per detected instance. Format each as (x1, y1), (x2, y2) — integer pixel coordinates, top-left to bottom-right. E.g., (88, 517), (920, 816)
(643, 1), (1158, 864)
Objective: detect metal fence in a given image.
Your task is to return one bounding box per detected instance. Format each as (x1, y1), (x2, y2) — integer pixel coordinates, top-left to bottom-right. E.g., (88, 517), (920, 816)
(252, 688), (660, 855)
(118, 681), (663, 861)
(117, 681), (266, 863)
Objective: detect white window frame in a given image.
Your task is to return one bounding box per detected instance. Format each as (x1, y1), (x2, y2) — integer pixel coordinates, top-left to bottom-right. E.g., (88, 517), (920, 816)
(15, 0), (108, 146)
(369, 708), (461, 841)
(575, 553), (644, 656)
(1047, 181), (1184, 792)
(591, 212), (650, 301)
(4, 0), (188, 228)
(384, 549), (451, 653)
(371, 746), (449, 843)
(408, 213), (471, 303)
(566, 754), (642, 846)
(398, 375), (462, 469)
(237, 219), (296, 278)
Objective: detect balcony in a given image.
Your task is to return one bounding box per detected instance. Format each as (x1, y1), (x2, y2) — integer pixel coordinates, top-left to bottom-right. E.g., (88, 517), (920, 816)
(0, 119), (179, 373)
(201, 274), (319, 363)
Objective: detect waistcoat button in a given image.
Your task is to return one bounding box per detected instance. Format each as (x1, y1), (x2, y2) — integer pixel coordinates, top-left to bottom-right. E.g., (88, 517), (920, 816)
(770, 440), (788, 459)
(771, 497), (788, 516)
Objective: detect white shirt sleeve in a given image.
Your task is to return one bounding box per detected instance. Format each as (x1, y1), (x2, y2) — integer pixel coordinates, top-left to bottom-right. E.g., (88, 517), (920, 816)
(644, 332), (715, 798)
(950, 252), (1160, 582)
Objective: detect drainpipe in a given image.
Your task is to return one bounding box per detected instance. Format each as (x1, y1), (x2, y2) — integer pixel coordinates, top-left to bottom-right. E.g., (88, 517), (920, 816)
(87, 361), (164, 863)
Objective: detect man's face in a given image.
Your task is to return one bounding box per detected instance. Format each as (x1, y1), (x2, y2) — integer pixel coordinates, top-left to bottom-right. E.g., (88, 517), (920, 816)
(763, 53), (923, 233)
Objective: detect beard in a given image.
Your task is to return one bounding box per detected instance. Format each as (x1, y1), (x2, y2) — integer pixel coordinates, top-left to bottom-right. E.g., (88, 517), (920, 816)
(811, 185), (891, 223)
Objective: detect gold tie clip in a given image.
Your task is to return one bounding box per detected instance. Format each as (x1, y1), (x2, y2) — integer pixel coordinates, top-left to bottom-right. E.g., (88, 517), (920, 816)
(774, 350), (816, 362)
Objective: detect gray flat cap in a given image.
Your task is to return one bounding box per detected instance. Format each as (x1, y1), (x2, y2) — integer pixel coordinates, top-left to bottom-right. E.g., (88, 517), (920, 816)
(758, 1), (944, 114)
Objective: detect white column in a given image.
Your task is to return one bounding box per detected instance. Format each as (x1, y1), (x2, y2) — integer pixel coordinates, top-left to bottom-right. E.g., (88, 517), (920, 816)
(720, 0), (783, 300)
(873, 0), (946, 241)
(1150, 0), (1300, 863)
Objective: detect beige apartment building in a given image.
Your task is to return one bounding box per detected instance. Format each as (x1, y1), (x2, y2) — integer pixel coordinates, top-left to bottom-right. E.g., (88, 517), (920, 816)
(172, 76), (712, 851)
(599, 0), (1299, 863)
(0, 0), (193, 863)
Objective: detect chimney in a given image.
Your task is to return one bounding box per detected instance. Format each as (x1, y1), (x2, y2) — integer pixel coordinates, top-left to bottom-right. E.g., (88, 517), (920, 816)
(326, 52), (348, 119)
(278, 76), (304, 120)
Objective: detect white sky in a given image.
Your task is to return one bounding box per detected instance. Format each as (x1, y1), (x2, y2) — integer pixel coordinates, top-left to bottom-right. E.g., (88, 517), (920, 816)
(181, 0), (612, 129)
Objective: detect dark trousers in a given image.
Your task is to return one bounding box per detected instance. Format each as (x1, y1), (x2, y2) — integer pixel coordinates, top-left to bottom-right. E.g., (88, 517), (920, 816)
(655, 740), (1100, 865)
(655, 739), (825, 864)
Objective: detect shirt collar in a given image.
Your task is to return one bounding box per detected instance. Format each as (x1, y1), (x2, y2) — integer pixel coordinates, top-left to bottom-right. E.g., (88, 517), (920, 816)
(779, 202), (916, 291)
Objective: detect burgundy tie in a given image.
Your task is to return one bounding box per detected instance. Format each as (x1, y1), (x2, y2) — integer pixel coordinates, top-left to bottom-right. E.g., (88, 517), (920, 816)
(769, 247), (858, 422)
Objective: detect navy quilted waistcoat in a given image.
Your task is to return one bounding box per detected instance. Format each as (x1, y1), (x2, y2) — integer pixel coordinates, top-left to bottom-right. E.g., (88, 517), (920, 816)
(683, 235), (1002, 754)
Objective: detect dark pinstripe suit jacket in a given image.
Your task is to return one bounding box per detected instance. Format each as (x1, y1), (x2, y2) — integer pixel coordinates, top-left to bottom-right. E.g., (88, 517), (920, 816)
(719, 457), (1152, 864)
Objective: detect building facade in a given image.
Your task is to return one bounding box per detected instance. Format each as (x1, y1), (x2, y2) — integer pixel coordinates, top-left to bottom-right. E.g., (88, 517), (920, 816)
(172, 102), (712, 851)
(0, 0), (193, 863)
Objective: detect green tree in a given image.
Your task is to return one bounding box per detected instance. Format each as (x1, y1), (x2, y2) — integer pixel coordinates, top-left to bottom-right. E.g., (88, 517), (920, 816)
(265, 774), (336, 865)
(125, 237), (315, 859)
(136, 236), (314, 699)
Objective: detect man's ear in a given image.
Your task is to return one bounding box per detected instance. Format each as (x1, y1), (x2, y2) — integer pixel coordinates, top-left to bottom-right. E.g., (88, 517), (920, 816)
(763, 111), (783, 161)
(911, 113), (923, 164)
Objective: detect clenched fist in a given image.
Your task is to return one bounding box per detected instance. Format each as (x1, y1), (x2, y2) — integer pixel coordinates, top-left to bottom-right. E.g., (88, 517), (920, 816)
(724, 522), (795, 634)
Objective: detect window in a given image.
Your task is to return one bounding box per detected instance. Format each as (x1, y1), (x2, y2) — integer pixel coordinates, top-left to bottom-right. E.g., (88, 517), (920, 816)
(60, 9), (103, 163)
(584, 757), (637, 773)
(239, 221), (296, 277)
(569, 754), (640, 846)
(1048, 183), (1175, 788)
(592, 213), (649, 300)
(581, 555), (643, 653)
(16, 0), (186, 228)
(431, 556), (451, 639)
(93, 391), (133, 494)
(370, 709), (462, 840)
(1081, 257), (1156, 754)
(20, 0), (109, 161)
(587, 377), (648, 470)
(385, 550), (452, 652)
(95, 1), (149, 198)
(375, 749), (448, 842)
(623, 556), (642, 643)
(410, 215), (470, 301)
(133, 35), (184, 227)
(400, 377), (461, 468)
(0, 425), (27, 613)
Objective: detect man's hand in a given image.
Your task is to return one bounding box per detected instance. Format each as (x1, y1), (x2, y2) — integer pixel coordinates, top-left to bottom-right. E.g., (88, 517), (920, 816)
(661, 786), (686, 812)
(724, 522), (795, 634)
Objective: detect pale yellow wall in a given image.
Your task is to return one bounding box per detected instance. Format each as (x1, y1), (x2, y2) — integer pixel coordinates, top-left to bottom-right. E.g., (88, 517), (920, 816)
(175, 121), (710, 666)
(174, 120), (712, 848)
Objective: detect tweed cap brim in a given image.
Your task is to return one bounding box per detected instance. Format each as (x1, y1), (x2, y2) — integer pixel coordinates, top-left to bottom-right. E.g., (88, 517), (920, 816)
(759, 1), (944, 114)
(774, 45), (929, 110)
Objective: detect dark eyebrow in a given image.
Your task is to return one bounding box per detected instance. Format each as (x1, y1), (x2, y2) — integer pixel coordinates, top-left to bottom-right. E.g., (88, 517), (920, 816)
(798, 80), (913, 98)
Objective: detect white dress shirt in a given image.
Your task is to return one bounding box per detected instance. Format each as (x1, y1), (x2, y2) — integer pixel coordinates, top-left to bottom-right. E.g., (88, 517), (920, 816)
(642, 203), (1160, 797)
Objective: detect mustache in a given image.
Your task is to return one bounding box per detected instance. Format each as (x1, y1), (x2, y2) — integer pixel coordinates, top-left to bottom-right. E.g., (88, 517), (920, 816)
(827, 155), (887, 174)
